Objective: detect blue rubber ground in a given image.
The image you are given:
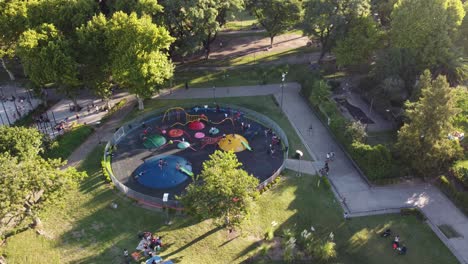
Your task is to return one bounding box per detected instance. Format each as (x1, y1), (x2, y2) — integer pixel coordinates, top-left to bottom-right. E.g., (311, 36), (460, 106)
(135, 155), (192, 189)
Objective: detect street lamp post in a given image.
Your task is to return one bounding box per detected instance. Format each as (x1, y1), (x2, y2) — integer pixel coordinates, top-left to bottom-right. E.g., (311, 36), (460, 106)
(281, 72), (288, 109)
(296, 150), (303, 177)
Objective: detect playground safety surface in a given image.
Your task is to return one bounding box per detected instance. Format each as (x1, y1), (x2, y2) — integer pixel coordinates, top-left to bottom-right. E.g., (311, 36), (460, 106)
(111, 106), (285, 200)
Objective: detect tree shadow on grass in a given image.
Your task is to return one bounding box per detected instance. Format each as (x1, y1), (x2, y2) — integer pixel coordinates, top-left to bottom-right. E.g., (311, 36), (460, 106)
(160, 225), (223, 259)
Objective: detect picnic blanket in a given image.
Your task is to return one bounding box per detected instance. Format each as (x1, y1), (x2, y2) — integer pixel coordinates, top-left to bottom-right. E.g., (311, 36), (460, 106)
(136, 239), (148, 251)
(146, 255), (163, 264)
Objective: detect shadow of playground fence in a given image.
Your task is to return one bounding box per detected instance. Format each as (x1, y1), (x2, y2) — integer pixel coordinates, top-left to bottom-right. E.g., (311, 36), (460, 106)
(103, 103), (289, 210)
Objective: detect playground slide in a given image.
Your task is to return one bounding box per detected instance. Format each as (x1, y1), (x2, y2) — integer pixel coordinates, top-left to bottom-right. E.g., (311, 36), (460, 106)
(241, 141), (252, 151)
(179, 166), (194, 177)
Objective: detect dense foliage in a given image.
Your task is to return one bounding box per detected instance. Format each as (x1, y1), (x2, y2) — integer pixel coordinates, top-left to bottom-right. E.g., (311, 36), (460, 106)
(397, 71), (463, 176)
(179, 150), (259, 227)
(0, 127), (84, 238)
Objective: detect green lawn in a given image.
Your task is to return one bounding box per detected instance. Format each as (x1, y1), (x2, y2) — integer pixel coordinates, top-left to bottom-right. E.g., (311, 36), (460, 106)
(223, 9), (257, 31)
(1, 147), (456, 263)
(44, 124), (94, 160)
(224, 19), (258, 31)
(173, 63), (316, 89)
(126, 95), (312, 160)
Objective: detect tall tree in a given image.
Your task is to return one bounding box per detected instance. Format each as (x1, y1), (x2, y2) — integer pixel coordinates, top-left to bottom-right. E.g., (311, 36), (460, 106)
(371, 0), (398, 26)
(158, 0), (243, 59)
(303, 0), (371, 62)
(397, 71), (462, 176)
(76, 14), (113, 105)
(0, 154), (84, 238)
(0, 126), (84, 238)
(179, 150), (259, 228)
(390, 0), (465, 70)
(456, 2), (468, 56)
(105, 12), (175, 109)
(0, 126), (43, 161)
(247, 0), (302, 48)
(17, 24), (81, 107)
(27, 0), (98, 35)
(0, 0), (31, 80)
(333, 16), (382, 67)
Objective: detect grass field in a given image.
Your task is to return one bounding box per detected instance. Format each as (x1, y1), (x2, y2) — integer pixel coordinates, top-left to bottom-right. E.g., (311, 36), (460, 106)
(173, 63), (315, 90)
(1, 146), (456, 263)
(44, 124), (94, 160)
(180, 46), (318, 68)
(125, 95), (312, 161)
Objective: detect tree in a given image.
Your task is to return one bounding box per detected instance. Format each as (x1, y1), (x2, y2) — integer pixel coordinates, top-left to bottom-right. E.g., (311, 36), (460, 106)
(157, 0), (242, 59)
(456, 2), (468, 56)
(396, 71), (463, 176)
(373, 48), (419, 94)
(0, 0), (30, 80)
(0, 126), (84, 238)
(303, 0), (371, 62)
(333, 16), (382, 67)
(371, 0), (398, 26)
(27, 0), (98, 36)
(17, 23), (81, 107)
(248, 0), (302, 48)
(105, 12), (175, 109)
(179, 150), (259, 228)
(0, 154), (84, 238)
(0, 126), (43, 161)
(390, 0), (465, 70)
(76, 14), (113, 105)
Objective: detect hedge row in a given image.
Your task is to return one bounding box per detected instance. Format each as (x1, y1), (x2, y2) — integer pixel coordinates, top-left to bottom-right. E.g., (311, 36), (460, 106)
(438, 176), (468, 216)
(450, 164), (468, 188)
(301, 78), (398, 181)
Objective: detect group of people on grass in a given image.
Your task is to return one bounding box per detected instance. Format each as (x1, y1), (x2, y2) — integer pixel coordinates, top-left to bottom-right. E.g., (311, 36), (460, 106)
(124, 231), (169, 263)
(382, 229), (407, 255)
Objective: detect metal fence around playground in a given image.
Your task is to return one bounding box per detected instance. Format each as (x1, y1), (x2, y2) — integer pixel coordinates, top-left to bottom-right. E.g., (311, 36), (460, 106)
(103, 103), (289, 210)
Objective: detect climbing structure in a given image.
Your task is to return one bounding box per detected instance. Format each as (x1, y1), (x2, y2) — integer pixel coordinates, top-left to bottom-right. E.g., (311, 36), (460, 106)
(162, 107), (208, 126)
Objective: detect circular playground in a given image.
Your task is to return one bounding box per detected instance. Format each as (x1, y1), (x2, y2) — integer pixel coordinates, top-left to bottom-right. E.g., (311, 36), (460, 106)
(106, 104), (288, 206)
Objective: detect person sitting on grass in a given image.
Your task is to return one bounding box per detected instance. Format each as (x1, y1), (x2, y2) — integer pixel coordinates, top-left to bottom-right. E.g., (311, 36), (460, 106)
(397, 245), (407, 255)
(381, 229), (392, 237)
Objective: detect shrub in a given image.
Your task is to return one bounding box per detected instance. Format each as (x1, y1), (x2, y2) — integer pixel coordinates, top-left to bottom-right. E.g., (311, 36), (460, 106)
(315, 241), (337, 261)
(101, 160), (112, 183)
(348, 141), (394, 180)
(437, 175), (468, 216)
(451, 164), (468, 188)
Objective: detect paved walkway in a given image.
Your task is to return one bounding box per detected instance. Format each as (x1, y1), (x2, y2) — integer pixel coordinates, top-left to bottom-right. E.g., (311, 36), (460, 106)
(162, 84), (468, 264)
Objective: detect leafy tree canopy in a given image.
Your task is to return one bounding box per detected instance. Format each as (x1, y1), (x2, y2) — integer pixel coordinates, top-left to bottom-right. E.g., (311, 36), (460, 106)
(0, 153), (84, 237)
(390, 0), (465, 69)
(397, 71), (463, 176)
(17, 23), (80, 102)
(334, 16), (382, 67)
(303, 0), (371, 61)
(0, 126), (43, 161)
(179, 150), (259, 227)
(105, 12), (175, 108)
(248, 0), (302, 47)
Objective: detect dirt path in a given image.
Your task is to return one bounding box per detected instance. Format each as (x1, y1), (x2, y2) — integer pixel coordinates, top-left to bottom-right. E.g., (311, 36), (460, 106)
(181, 32), (311, 65)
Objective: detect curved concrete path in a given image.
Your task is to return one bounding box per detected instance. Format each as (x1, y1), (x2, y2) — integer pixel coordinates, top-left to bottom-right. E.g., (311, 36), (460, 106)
(162, 83), (468, 264)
